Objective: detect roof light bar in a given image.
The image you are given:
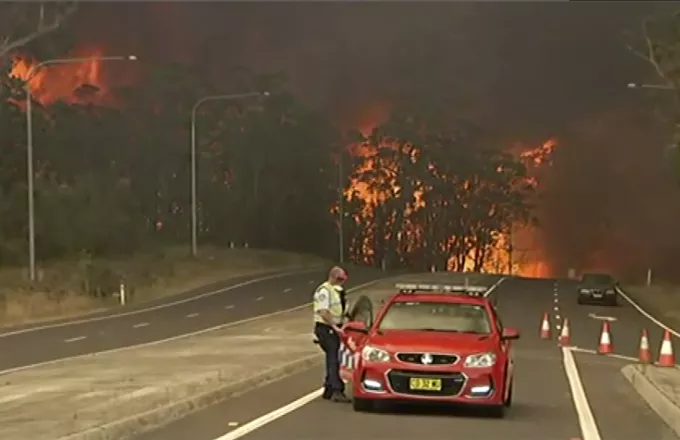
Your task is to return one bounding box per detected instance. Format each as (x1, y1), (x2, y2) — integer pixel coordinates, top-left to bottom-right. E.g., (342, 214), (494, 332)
(395, 283), (487, 297)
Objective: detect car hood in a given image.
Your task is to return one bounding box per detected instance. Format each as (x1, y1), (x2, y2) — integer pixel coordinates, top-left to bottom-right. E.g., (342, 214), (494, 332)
(365, 330), (496, 354)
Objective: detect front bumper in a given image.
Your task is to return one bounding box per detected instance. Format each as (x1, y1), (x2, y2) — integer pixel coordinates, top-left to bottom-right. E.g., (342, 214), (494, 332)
(578, 290), (617, 304)
(352, 362), (504, 405)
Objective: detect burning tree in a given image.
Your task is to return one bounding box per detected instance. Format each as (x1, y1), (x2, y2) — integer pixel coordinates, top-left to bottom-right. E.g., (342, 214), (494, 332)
(344, 107), (535, 272)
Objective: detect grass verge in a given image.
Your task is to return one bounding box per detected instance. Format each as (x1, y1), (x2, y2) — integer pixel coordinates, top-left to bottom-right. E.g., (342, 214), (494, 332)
(0, 246), (329, 328)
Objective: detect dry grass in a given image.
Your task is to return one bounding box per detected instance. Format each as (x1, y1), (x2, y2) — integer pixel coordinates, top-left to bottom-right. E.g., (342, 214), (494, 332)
(626, 284), (680, 323)
(0, 246), (329, 327)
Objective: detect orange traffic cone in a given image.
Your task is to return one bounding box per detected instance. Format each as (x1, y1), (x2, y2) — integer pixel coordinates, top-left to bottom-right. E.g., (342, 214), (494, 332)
(539, 313), (551, 339)
(559, 318), (571, 346)
(638, 329), (652, 364)
(597, 321), (613, 354)
(657, 329), (676, 367)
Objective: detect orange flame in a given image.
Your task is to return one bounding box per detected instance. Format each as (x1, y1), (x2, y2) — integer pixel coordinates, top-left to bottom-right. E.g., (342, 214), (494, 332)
(8, 46), (128, 106)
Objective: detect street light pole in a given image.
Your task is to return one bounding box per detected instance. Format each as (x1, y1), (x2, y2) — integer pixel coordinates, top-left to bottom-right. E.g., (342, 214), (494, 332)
(189, 91), (269, 257)
(23, 55), (138, 282)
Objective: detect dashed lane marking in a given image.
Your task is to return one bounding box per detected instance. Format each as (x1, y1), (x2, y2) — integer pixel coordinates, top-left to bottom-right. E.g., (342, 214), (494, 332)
(255, 296), (264, 301)
(133, 322), (149, 328)
(283, 288), (292, 293)
(0, 268), (323, 338)
(224, 305), (235, 310)
(64, 336), (86, 343)
(186, 313), (199, 318)
(0, 279), (383, 376)
(562, 346), (603, 440)
(554, 306), (559, 311)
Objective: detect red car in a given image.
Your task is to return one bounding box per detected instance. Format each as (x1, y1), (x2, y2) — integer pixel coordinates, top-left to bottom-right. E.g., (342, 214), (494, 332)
(342, 283), (519, 417)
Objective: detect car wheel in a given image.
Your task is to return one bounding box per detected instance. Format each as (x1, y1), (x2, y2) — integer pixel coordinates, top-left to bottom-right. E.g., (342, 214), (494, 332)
(504, 380), (513, 407)
(352, 398), (374, 412)
(488, 404), (506, 418)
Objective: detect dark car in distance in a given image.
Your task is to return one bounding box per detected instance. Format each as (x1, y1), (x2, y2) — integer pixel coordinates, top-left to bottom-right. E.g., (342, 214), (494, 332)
(577, 273), (619, 306)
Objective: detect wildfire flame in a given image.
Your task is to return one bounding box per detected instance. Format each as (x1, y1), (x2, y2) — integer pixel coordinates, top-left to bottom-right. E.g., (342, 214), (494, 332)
(8, 46), (126, 106)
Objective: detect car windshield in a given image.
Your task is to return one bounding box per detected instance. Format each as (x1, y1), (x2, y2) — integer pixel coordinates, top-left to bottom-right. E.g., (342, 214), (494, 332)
(376, 301), (492, 334)
(582, 274), (613, 284)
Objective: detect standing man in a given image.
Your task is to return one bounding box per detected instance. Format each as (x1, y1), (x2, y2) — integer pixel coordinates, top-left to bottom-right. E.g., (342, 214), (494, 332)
(314, 266), (351, 403)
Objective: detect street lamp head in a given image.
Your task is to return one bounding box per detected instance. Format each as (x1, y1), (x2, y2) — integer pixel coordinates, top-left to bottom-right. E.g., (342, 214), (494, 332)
(127, 55), (138, 61)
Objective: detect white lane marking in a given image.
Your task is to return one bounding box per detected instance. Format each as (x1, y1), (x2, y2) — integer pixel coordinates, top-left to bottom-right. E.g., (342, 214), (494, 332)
(483, 277), (507, 297)
(556, 314), (561, 320)
(228, 422), (239, 427)
(570, 346), (640, 362)
(64, 336), (86, 343)
(308, 280), (315, 285)
(224, 305), (235, 310)
(554, 298), (559, 303)
(0, 279), (384, 375)
(133, 322), (149, 328)
(554, 306), (559, 311)
(213, 388), (323, 440)
(186, 313), (199, 318)
(562, 346), (602, 440)
(255, 296), (264, 301)
(0, 268), (323, 338)
(587, 313), (617, 322)
(616, 287), (680, 338)
(283, 288), (292, 293)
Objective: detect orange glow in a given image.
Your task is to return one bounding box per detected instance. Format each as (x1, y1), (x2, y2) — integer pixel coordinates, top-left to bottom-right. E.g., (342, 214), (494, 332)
(342, 116), (558, 277)
(8, 45), (130, 106)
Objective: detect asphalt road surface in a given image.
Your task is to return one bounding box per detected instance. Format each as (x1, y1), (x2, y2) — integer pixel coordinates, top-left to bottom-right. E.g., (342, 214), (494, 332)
(0, 267), (385, 372)
(133, 276), (679, 440)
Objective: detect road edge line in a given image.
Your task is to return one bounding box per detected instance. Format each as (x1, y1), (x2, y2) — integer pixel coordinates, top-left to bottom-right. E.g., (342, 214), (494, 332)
(0, 267), (324, 338)
(56, 354), (324, 440)
(615, 287), (680, 339)
(562, 346), (602, 440)
(621, 364), (680, 438)
(0, 278), (385, 376)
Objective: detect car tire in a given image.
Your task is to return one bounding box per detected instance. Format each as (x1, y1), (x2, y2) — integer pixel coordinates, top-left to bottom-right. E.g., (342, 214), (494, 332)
(504, 380), (513, 407)
(488, 404), (506, 418)
(352, 398), (374, 412)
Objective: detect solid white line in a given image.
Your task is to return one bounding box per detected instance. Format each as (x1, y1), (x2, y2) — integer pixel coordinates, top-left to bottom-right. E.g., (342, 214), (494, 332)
(562, 346), (602, 440)
(569, 346), (640, 362)
(0, 279), (383, 376)
(186, 313), (199, 318)
(133, 322), (149, 328)
(616, 287), (680, 338)
(483, 277), (507, 297)
(64, 336), (86, 343)
(283, 288), (292, 293)
(0, 268), (322, 338)
(213, 388), (323, 440)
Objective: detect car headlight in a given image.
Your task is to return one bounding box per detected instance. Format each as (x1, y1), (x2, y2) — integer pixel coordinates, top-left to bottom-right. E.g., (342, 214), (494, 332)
(579, 289), (589, 294)
(361, 345), (390, 363)
(464, 352), (497, 368)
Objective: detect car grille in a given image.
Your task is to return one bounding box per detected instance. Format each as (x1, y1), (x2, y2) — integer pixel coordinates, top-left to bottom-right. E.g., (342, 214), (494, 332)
(387, 369), (466, 397)
(396, 353), (459, 365)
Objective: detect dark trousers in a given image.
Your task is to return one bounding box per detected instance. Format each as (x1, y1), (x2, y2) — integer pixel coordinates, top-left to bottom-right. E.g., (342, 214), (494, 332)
(314, 322), (344, 395)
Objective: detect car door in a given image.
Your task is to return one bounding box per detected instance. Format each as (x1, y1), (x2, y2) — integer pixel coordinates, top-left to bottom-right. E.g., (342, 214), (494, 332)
(492, 306), (514, 393)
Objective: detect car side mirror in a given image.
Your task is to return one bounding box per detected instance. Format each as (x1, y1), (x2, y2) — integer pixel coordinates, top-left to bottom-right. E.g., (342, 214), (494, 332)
(501, 328), (520, 341)
(344, 321), (368, 334)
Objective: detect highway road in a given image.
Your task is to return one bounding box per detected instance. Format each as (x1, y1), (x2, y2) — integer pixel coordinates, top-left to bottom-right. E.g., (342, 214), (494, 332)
(0, 266), (385, 372)
(132, 276), (679, 440)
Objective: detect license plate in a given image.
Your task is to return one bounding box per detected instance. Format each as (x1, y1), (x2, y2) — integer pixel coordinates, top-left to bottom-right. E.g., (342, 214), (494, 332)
(409, 377), (442, 391)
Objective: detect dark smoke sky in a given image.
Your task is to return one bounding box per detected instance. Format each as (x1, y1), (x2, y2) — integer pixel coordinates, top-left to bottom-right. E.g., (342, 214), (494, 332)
(70, 2), (679, 279)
